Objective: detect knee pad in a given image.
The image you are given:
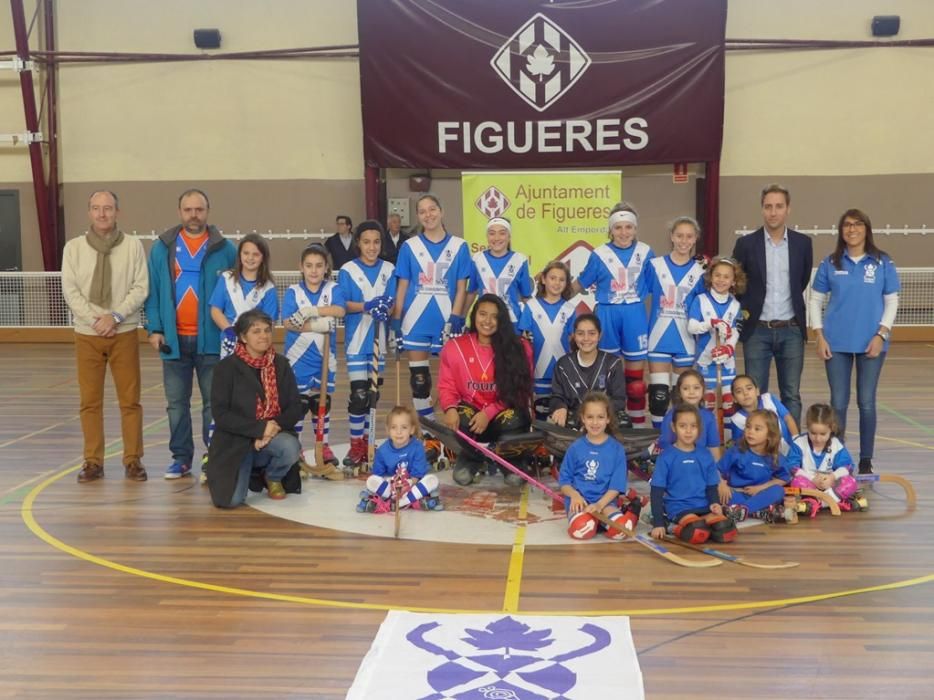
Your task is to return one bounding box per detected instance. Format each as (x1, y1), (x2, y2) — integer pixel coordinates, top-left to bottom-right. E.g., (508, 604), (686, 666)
(674, 513), (710, 544)
(625, 375), (646, 401)
(648, 383), (670, 418)
(567, 512), (598, 540)
(789, 474), (815, 490)
(348, 380), (370, 415)
(409, 365), (431, 400)
(494, 407), (530, 433)
(301, 393), (331, 416)
(704, 513), (738, 543)
(833, 474), (859, 501)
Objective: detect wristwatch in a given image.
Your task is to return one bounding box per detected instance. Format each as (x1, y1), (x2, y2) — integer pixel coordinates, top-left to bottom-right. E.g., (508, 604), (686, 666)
(112, 311), (125, 324)
(875, 329), (890, 342)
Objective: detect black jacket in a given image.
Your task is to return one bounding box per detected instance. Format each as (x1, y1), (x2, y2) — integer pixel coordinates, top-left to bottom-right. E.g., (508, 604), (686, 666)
(549, 350), (627, 415)
(379, 230), (411, 266)
(325, 233), (356, 271)
(732, 227), (813, 342)
(207, 352), (304, 507)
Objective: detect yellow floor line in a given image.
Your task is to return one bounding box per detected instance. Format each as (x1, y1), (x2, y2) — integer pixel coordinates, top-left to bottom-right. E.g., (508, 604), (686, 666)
(502, 485), (530, 613)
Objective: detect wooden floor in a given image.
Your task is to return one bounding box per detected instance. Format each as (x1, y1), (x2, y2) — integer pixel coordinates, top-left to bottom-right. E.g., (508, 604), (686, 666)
(0, 342), (932, 698)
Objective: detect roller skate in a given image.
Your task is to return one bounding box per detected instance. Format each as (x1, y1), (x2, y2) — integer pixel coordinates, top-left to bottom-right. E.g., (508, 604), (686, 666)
(355, 490), (378, 513)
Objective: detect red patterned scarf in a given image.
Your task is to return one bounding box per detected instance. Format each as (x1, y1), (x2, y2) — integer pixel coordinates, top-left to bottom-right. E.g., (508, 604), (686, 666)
(234, 343), (281, 419)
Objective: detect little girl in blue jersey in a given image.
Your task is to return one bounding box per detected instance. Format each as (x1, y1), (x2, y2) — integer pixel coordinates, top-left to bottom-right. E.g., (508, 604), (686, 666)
(356, 405), (442, 513)
(657, 369), (722, 460)
(687, 256), (745, 426)
(572, 203), (653, 427)
(338, 220), (397, 471)
(210, 233), (279, 359)
(517, 260), (577, 419)
(282, 244), (345, 476)
(466, 216), (534, 327)
(391, 194), (472, 423)
(789, 403), (862, 516)
(649, 403), (736, 544)
(559, 392), (638, 540)
(730, 374), (798, 453)
(717, 409), (793, 523)
(644, 217), (707, 428)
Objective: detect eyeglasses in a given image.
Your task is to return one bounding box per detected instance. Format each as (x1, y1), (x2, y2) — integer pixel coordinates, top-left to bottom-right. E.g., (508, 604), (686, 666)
(842, 221), (866, 229)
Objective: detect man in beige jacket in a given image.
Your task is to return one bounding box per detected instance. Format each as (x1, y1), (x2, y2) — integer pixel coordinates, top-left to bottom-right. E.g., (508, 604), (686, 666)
(61, 191), (150, 482)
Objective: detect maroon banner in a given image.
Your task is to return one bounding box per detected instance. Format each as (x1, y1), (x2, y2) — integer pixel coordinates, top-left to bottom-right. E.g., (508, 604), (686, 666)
(357, 0), (726, 169)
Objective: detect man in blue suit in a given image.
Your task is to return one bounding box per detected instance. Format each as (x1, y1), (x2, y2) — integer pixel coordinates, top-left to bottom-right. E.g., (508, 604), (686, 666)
(732, 184), (813, 425)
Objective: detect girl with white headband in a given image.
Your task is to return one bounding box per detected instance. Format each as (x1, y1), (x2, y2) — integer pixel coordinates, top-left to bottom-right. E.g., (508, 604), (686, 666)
(465, 216), (534, 326)
(642, 216), (708, 429)
(571, 202), (654, 428)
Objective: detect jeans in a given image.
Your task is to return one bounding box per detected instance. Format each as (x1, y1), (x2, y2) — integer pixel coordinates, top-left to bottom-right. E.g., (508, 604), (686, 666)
(824, 351), (886, 460)
(225, 433), (301, 508)
(742, 325), (805, 425)
(162, 334), (218, 465)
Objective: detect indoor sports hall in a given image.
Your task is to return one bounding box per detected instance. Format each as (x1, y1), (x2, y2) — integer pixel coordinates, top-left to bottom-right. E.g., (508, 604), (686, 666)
(1, 2), (933, 698)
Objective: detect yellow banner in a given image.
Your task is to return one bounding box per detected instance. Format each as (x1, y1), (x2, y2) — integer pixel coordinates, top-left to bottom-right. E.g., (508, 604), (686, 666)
(461, 170), (621, 279)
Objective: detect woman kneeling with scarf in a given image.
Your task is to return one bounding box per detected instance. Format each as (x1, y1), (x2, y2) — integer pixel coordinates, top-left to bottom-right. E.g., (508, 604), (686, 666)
(208, 309), (303, 507)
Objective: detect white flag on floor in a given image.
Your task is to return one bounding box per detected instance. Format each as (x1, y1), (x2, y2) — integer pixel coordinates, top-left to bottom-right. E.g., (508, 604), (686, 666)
(347, 611), (644, 699)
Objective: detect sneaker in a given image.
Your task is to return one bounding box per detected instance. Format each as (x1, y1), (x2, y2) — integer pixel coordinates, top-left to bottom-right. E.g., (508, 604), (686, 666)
(321, 444), (339, 467)
(77, 461), (103, 483)
(424, 493), (444, 511)
(124, 459), (148, 482)
(266, 480), (286, 500)
(164, 461), (191, 480)
(858, 458), (874, 475)
(724, 504), (748, 523)
(199, 455), (208, 484)
(343, 437), (368, 467)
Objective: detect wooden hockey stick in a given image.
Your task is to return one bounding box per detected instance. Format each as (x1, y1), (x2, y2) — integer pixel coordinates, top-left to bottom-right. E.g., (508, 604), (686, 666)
(662, 536), (799, 569)
(589, 510), (724, 568)
(314, 327), (331, 472)
(857, 473), (917, 508)
(784, 486), (841, 516)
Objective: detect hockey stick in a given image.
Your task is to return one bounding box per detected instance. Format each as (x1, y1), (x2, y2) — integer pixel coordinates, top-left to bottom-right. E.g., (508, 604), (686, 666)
(459, 430), (722, 569)
(455, 429), (563, 506)
(314, 327), (331, 472)
(366, 321), (381, 472)
(857, 473), (917, 508)
(662, 536), (799, 569)
(588, 510), (724, 568)
(785, 486), (841, 516)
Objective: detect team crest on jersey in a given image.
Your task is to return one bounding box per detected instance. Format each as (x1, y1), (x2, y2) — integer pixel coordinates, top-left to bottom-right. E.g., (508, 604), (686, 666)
(398, 460), (409, 471)
(475, 186), (511, 218)
(584, 459), (599, 480)
(863, 263), (877, 283)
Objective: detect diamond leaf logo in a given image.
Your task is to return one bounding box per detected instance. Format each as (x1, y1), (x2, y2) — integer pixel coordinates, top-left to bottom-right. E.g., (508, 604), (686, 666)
(475, 186), (510, 218)
(491, 13), (591, 112)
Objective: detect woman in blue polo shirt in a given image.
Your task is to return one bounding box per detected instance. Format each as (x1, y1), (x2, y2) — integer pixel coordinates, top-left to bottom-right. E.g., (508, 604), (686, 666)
(809, 209), (900, 475)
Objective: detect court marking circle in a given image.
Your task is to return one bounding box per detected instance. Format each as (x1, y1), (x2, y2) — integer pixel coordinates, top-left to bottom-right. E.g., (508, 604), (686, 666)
(20, 463), (934, 616)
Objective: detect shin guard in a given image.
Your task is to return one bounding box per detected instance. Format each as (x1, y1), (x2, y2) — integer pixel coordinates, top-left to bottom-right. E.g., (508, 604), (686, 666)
(673, 513), (710, 544)
(704, 512), (738, 543)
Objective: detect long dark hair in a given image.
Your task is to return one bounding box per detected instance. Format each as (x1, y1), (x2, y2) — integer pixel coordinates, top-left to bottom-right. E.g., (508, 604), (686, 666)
(233, 233), (273, 287)
(831, 208), (888, 270)
(468, 294), (532, 411)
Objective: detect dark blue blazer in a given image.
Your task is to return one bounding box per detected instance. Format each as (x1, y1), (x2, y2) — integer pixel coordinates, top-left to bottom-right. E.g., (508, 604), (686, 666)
(731, 227), (813, 342)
